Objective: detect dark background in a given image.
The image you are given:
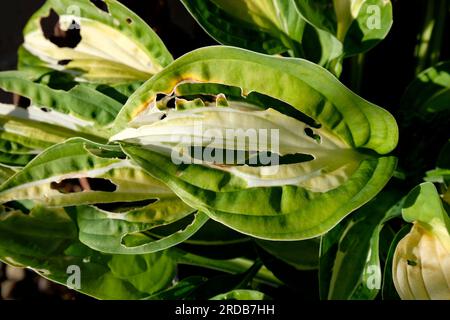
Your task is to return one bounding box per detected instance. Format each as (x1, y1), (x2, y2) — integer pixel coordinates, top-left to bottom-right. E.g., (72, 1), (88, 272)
(0, 0), (449, 300)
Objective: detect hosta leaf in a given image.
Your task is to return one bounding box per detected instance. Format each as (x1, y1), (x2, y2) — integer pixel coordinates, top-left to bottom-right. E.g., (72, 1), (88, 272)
(0, 104), (98, 167)
(399, 61), (450, 180)
(0, 104), (104, 168)
(256, 238), (319, 270)
(179, 260), (266, 299)
(0, 104), (84, 148)
(401, 61), (450, 121)
(392, 183), (450, 300)
(0, 205), (176, 299)
(112, 46), (398, 240)
(425, 141), (450, 204)
(0, 149), (36, 167)
(171, 249), (282, 288)
(0, 71), (122, 133)
(0, 71), (121, 167)
(294, 0), (393, 56)
(319, 189), (403, 300)
(181, 0), (304, 55)
(402, 182), (450, 243)
(382, 225), (410, 300)
(146, 266), (269, 300)
(185, 219), (249, 246)
(21, 0), (172, 83)
(0, 69), (122, 167)
(28, 69), (144, 104)
(76, 205), (205, 254)
(181, 1), (392, 73)
(0, 138), (183, 207)
(0, 165), (16, 184)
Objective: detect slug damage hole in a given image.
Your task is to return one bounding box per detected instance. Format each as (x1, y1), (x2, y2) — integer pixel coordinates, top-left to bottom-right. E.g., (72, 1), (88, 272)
(2, 201), (31, 214)
(188, 147), (314, 167)
(51, 178), (117, 194)
(93, 199), (157, 212)
(90, 0), (109, 13)
(58, 59), (72, 66)
(13, 95), (31, 108)
(304, 128), (321, 143)
(40, 9), (81, 48)
(0, 89), (31, 108)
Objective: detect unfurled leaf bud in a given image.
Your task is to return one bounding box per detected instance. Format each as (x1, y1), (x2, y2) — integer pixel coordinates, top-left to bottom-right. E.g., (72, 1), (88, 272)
(393, 182), (450, 300)
(393, 222), (450, 300)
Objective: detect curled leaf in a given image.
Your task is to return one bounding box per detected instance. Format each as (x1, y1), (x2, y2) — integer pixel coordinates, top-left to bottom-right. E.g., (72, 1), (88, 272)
(393, 182), (450, 300)
(112, 46), (398, 240)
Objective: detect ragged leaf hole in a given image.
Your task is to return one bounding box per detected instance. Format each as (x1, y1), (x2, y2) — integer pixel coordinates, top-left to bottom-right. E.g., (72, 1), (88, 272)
(188, 147), (314, 166)
(51, 178), (117, 194)
(14, 95), (31, 108)
(304, 128), (321, 143)
(40, 9), (81, 48)
(58, 59), (72, 66)
(90, 0), (109, 13)
(93, 199), (157, 213)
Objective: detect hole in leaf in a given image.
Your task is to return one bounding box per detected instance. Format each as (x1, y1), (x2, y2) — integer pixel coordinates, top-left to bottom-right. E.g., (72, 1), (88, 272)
(156, 94), (177, 109)
(187, 147), (313, 166)
(3, 201), (31, 214)
(90, 0), (109, 13)
(34, 71), (77, 91)
(13, 95), (31, 108)
(178, 94), (216, 104)
(58, 59), (72, 66)
(93, 199), (157, 212)
(147, 213), (195, 237)
(247, 92), (321, 128)
(166, 98), (176, 109)
(40, 9), (81, 48)
(126, 17), (133, 24)
(278, 153), (314, 165)
(156, 93), (166, 101)
(304, 128), (321, 143)
(51, 178), (117, 194)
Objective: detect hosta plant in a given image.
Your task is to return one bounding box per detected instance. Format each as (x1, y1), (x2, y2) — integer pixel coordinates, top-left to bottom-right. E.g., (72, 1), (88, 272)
(181, 0), (393, 74)
(392, 183), (450, 300)
(0, 0), (448, 301)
